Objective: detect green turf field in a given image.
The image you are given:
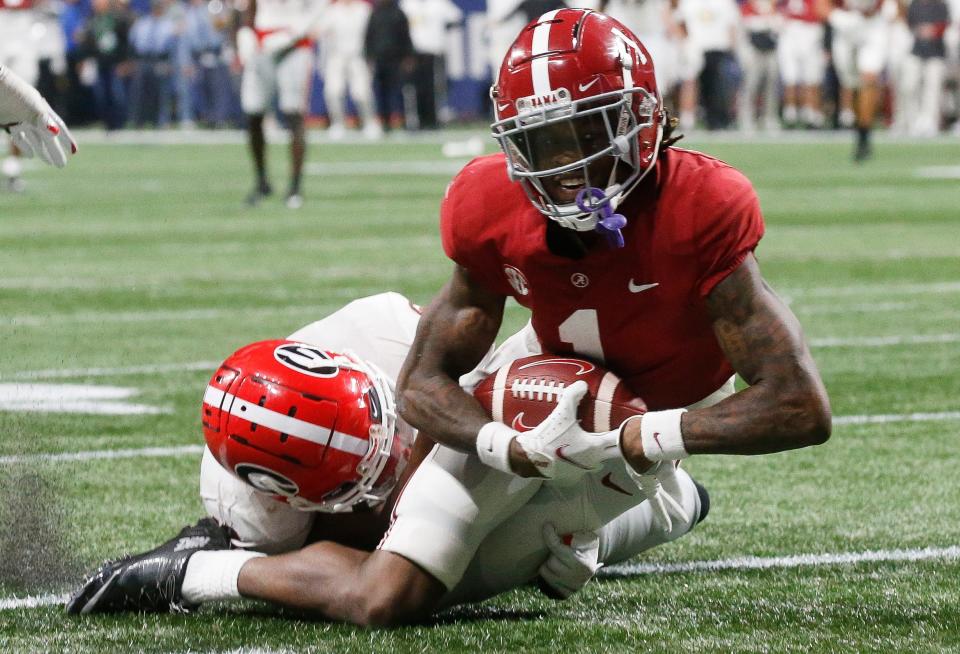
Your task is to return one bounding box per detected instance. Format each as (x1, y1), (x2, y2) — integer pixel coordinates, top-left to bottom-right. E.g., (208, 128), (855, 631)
(1, 133), (959, 652)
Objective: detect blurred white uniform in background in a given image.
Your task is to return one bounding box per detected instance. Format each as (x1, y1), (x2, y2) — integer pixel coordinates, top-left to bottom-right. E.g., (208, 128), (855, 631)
(319, 0), (379, 138)
(0, 0), (40, 192)
(738, 0), (782, 132)
(603, 0), (680, 96)
(830, 0), (890, 90)
(777, 0), (825, 126)
(240, 0), (323, 116)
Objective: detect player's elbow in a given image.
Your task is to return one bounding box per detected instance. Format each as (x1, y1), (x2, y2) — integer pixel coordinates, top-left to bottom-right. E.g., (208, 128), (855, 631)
(782, 387), (832, 448)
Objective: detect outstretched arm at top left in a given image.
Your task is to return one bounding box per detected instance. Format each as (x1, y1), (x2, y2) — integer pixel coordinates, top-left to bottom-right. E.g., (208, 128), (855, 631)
(0, 63), (76, 167)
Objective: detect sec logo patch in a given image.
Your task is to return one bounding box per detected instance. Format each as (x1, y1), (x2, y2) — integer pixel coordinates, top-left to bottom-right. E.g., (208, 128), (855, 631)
(504, 265), (530, 296)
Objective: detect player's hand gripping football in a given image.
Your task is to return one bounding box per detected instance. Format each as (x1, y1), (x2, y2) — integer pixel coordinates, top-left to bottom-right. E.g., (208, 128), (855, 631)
(624, 459), (690, 533)
(512, 381), (622, 483)
(537, 523), (602, 600)
(0, 63), (77, 168)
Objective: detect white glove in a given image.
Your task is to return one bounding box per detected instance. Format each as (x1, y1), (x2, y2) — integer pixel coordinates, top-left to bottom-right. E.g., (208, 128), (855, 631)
(0, 63), (77, 168)
(537, 523), (602, 600)
(624, 459), (690, 533)
(513, 381), (622, 483)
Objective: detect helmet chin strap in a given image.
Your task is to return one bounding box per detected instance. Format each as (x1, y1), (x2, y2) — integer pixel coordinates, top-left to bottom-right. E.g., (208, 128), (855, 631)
(576, 186), (627, 248)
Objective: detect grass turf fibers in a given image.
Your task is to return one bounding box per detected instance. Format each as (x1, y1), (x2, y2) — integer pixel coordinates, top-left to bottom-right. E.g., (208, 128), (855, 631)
(1, 134), (959, 652)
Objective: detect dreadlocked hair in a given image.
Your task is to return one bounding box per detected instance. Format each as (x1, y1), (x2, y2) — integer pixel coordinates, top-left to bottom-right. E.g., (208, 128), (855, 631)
(660, 108), (684, 152)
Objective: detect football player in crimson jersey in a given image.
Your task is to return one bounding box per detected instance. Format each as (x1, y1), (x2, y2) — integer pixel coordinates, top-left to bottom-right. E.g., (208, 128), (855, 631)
(69, 11), (829, 627)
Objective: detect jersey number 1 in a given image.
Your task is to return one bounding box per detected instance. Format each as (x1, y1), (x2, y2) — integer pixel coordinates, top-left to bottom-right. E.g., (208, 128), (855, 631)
(558, 309), (606, 362)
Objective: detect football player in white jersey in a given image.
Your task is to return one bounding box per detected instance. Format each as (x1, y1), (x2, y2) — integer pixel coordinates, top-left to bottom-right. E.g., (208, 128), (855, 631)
(1, 59), (77, 179)
(828, 0), (892, 161)
(67, 292), (708, 618)
(237, 0), (325, 209)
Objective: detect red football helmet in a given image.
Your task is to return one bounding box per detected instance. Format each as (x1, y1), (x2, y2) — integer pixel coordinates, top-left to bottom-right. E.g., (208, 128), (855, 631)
(201, 340), (413, 512)
(490, 9), (663, 232)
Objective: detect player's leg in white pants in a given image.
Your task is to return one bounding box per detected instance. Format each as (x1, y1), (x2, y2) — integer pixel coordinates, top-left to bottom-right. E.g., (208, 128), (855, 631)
(347, 55), (380, 137)
(323, 54), (348, 136)
(916, 58), (946, 136)
(442, 464), (704, 606)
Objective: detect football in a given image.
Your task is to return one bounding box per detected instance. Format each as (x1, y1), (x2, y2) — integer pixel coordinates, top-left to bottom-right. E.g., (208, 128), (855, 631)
(473, 354), (647, 433)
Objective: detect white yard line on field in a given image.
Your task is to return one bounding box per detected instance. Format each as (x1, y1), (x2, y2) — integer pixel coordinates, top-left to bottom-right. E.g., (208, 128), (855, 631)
(7, 361), (221, 380)
(0, 445), (204, 465)
(833, 411), (960, 425)
(603, 545), (960, 576)
(4, 544), (960, 611)
(809, 333), (960, 347)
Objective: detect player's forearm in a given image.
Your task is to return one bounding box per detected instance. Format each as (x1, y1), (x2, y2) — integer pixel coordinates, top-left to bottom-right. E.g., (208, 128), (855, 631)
(621, 257), (831, 469)
(396, 269), (505, 452)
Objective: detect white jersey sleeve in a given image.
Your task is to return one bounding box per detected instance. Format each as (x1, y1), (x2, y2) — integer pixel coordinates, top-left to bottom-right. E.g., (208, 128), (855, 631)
(285, 292), (421, 383)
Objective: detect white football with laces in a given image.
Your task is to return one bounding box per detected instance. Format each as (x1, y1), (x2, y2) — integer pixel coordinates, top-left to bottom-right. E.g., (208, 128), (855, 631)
(473, 354), (647, 432)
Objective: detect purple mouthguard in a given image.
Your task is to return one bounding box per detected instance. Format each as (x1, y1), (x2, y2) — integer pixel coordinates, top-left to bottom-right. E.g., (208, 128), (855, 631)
(575, 187), (626, 248)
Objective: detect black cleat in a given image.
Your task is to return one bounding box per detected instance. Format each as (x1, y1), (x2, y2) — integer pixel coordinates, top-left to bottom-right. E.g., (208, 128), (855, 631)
(244, 181), (273, 207)
(692, 479), (710, 525)
(853, 128), (873, 163)
(65, 517), (231, 615)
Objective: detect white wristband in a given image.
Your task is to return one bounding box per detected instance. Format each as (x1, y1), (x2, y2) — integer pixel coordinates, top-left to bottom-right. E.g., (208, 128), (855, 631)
(639, 409), (689, 461)
(476, 421), (517, 474)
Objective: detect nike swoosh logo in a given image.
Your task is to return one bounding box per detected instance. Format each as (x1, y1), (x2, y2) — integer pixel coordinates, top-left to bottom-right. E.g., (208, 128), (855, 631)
(628, 280), (659, 294)
(518, 358), (596, 375)
(511, 412), (536, 432)
(497, 102), (511, 112)
(578, 78), (600, 92)
(601, 472), (633, 496)
(555, 445), (593, 470)
(652, 431), (664, 451)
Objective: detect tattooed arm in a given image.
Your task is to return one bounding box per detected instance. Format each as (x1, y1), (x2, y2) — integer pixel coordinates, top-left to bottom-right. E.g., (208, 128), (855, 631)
(620, 254), (832, 469)
(396, 265), (507, 451)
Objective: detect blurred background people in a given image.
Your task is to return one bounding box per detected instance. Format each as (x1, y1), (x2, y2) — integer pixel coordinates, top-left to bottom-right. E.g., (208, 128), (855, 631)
(181, 0), (235, 128)
(237, 0), (322, 209)
(904, 0), (951, 135)
(364, 0), (414, 132)
(829, 0), (890, 160)
(675, 0), (741, 129)
(400, 0), (463, 130)
(738, 0), (782, 132)
(128, 0), (177, 128)
(601, 0), (681, 105)
(78, 0), (133, 132)
(320, 0), (380, 139)
(778, 0), (829, 128)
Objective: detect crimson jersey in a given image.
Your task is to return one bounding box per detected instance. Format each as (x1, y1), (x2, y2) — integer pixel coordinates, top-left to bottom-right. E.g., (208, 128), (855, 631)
(440, 149), (764, 410)
(0, 0), (34, 7)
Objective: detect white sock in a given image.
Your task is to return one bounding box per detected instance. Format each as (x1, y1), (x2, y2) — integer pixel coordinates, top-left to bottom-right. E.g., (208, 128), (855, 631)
(180, 549), (265, 604)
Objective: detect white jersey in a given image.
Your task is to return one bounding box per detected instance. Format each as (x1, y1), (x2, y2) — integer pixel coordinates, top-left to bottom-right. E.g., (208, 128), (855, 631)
(318, 0), (371, 59)
(604, 0), (672, 39)
(255, 0), (326, 32)
(286, 292), (421, 383)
